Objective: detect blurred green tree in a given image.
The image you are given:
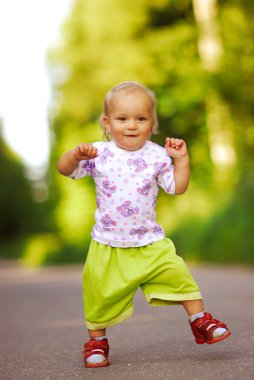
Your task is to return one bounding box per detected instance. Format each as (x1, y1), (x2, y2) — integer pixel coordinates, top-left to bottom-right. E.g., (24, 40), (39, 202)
(47, 0), (254, 265)
(0, 123), (50, 253)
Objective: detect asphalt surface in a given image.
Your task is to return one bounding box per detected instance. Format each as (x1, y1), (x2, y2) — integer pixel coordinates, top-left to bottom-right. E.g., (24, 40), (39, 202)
(0, 261), (254, 380)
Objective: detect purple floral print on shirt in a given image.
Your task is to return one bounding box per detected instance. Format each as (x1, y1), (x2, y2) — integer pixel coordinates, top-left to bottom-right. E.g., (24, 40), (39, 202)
(99, 147), (114, 163)
(129, 226), (149, 239)
(127, 158), (148, 173)
(137, 179), (152, 196)
(85, 141), (175, 247)
(153, 224), (164, 235)
(100, 214), (117, 230)
(153, 162), (167, 176)
(102, 179), (117, 198)
(82, 160), (96, 175)
(117, 201), (139, 217)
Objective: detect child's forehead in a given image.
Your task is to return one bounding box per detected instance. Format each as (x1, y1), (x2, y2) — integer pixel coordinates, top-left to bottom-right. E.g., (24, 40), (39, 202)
(109, 89), (152, 106)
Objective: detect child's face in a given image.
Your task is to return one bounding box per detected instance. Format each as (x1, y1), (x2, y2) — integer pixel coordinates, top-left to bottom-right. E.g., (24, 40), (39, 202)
(103, 90), (155, 151)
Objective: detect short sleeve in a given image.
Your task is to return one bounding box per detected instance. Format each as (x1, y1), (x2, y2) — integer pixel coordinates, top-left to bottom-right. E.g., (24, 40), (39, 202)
(69, 159), (96, 180)
(157, 156), (175, 194)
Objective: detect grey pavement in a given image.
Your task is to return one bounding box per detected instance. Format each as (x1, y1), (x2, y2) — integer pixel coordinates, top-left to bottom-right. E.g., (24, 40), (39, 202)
(0, 261), (254, 380)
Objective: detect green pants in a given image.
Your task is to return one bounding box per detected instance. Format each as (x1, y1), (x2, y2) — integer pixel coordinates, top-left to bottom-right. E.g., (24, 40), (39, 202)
(83, 238), (202, 330)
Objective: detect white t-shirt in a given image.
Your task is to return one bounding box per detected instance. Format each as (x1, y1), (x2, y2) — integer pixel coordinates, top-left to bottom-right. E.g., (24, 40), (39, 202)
(70, 140), (175, 247)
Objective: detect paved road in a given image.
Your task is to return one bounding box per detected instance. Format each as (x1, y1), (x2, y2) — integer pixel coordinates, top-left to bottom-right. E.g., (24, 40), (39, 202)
(0, 261), (254, 380)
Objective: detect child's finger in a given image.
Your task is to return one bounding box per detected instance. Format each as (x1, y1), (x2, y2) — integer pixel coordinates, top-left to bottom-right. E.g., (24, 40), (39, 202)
(85, 144), (98, 158)
(92, 146), (98, 156)
(176, 139), (185, 148)
(75, 145), (83, 156)
(83, 144), (92, 157)
(167, 137), (183, 149)
(169, 137), (177, 148)
(165, 137), (172, 147)
(175, 138), (182, 149)
(78, 143), (87, 154)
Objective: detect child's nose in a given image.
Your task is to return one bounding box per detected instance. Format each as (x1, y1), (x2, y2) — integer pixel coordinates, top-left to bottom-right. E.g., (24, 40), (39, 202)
(127, 120), (137, 129)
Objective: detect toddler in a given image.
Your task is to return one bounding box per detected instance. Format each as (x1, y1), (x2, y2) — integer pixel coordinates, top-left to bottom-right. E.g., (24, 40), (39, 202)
(57, 81), (231, 368)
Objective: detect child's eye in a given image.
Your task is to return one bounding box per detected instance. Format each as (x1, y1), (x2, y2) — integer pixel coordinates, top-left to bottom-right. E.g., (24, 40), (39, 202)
(138, 116), (146, 121)
(117, 117), (126, 121)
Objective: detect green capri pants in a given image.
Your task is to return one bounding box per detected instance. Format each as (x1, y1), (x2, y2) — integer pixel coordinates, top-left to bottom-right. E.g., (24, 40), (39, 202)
(83, 238), (202, 330)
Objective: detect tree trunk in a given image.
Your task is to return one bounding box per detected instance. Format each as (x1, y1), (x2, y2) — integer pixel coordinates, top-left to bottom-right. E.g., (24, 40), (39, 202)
(192, 0), (236, 185)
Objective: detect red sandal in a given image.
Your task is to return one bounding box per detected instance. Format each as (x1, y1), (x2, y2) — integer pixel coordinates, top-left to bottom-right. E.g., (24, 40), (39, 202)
(190, 312), (231, 344)
(82, 338), (110, 368)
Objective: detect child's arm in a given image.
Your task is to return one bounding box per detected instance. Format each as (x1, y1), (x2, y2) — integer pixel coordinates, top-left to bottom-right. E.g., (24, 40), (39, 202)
(165, 137), (190, 195)
(57, 143), (98, 176)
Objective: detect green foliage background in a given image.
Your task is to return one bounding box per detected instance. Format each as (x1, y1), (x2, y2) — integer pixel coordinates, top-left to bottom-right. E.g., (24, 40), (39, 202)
(1, 0), (254, 266)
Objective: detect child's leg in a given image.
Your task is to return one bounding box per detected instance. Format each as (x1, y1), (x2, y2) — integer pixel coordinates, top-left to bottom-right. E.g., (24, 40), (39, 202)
(182, 299), (204, 316)
(182, 299), (231, 344)
(88, 328), (106, 338)
(83, 328), (109, 368)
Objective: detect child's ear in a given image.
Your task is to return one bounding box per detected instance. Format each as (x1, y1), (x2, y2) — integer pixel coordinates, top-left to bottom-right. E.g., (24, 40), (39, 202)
(103, 115), (108, 124)
(102, 115), (110, 132)
(103, 116), (110, 130)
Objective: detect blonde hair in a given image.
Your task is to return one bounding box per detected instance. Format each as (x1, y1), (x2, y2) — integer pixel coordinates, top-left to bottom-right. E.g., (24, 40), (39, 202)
(99, 81), (159, 141)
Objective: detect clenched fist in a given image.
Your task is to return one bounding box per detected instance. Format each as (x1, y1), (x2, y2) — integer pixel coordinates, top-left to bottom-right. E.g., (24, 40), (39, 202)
(73, 143), (98, 161)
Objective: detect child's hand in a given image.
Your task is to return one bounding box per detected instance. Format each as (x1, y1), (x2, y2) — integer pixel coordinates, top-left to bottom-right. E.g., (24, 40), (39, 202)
(165, 137), (188, 159)
(73, 143), (98, 161)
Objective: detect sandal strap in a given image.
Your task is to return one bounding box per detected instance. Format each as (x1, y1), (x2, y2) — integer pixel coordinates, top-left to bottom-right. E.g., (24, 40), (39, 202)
(205, 313), (228, 329)
(191, 312), (229, 340)
(83, 339), (109, 360)
(197, 320), (220, 340)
